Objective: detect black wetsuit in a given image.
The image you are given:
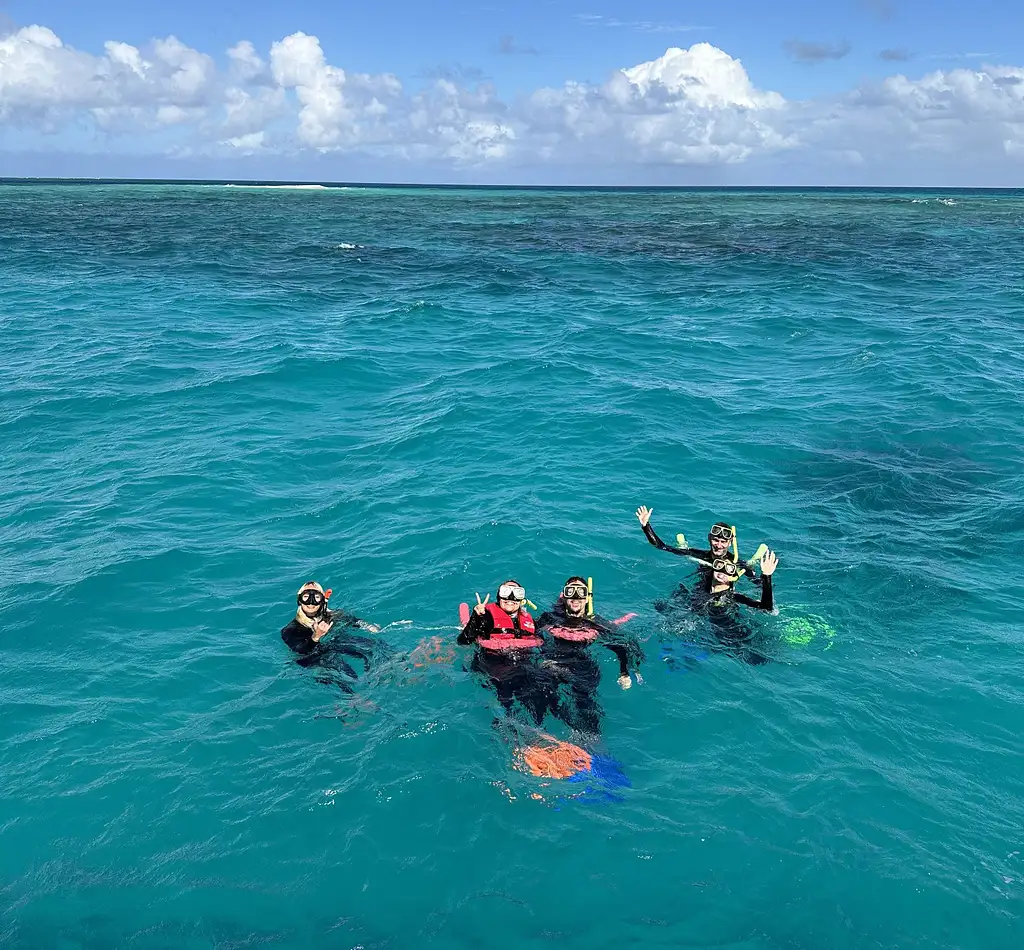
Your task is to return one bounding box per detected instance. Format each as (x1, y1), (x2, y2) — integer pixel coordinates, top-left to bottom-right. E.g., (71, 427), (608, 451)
(281, 609), (378, 692)
(641, 522), (762, 586)
(458, 609), (552, 726)
(657, 574), (775, 666)
(535, 604), (641, 739)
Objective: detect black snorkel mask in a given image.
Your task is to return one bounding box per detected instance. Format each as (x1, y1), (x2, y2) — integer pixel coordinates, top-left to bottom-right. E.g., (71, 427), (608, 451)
(297, 586), (332, 619)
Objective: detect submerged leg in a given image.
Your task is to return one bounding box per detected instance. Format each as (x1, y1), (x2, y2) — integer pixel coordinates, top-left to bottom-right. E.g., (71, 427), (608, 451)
(548, 659), (602, 738)
(513, 668), (556, 727)
(334, 635), (379, 673)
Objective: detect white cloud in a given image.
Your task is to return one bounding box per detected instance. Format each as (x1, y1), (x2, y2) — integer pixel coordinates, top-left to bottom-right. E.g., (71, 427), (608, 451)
(156, 104), (190, 125)
(227, 41), (267, 83)
(0, 25), (217, 129)
(267, 31), (402, 149)
(877, 65), (1024, 122)
(622, 44), (784, 109)
(518, 45), (791, 166)
(151, 36), (215, 101)
(222, 131), (266, 152)
(798, 64), (1024, 164)
(221, 85), (287, 138)
(406, 80), (513, 161)
(105, 41), (147, 80)
(2, 24), (1024, 181)
(269, 32), (349, 147)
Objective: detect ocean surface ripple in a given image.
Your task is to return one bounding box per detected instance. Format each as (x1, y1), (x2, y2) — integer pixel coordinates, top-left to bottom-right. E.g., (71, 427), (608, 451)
(1, 184), (1022, 949)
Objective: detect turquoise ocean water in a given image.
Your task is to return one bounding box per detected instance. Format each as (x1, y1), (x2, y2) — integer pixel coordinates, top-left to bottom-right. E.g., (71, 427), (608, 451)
(1, 183), (1022, 949)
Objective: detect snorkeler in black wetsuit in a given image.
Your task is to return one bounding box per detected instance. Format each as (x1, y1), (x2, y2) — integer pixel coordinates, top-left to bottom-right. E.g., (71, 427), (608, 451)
(458, 580), (553, 727)
(657, 551), (779, 666)
(281, 582), (382, 691)
(636, 506), (763, 586)
(535, 577), (642, 740)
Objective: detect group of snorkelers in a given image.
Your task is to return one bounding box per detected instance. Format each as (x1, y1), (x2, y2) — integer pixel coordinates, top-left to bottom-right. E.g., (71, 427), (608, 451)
(281, 507), (780, 740)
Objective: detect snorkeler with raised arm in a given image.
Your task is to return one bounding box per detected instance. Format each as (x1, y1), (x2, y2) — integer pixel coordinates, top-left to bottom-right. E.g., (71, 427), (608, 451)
(659, 550), (780, 665)
(535, 576), (642, 741)
(458, 580), (553, 726)
(281, 581), (383, 690)
(636, 506), (764, 585)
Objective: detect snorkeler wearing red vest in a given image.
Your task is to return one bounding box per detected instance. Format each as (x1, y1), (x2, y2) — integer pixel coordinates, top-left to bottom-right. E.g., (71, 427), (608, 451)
(458, 580), (552, 726)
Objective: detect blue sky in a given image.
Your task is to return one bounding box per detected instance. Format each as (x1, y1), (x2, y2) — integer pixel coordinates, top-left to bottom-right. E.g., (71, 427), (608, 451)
(2, 1), (1023, 183)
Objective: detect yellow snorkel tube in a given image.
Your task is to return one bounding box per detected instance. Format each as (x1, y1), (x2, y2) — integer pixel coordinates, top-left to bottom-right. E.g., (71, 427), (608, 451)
(677, 523), (769, 580)
(586, 576), (594, 617)
(735, 543), (769, 579)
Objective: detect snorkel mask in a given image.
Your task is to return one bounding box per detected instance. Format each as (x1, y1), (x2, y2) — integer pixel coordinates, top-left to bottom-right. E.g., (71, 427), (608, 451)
(297, 583), (332, 618)
(561, 577), (589, 615)
(711, 558), (742, 584)
(708, 523), (739, 562)
(498, 582), (526, 603)
(497, 580), (537, 612)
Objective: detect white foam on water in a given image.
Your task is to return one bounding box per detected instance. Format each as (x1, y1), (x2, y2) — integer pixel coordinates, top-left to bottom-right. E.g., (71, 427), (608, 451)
(224, 183), (330, 190)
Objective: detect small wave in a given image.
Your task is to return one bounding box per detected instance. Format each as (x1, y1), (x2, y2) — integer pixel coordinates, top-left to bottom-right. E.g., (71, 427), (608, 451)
(335, 243), (365, 250)
(224, 183), (329, 190)
(909, 197), (957, 206)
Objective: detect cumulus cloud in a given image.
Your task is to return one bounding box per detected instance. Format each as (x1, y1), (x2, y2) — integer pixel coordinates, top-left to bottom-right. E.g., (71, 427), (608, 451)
(797, 63), (1024, 166)
(0, 25), (217, 129)
(783, 39), (852, 64)
(622, 44), (783, 109)
(526, 44), (791, 165)
(269, 31), (350, 147)
(407, 79), (514, 161)
(2, 23), (1024, 180)
(227, 40), (269, 83)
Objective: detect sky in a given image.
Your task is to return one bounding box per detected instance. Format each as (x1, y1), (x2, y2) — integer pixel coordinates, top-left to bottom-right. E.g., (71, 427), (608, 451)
(1, 0), (1023, 184)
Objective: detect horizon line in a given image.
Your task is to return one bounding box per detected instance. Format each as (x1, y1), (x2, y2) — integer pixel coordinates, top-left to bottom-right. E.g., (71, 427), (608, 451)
(1, 176), (1023, 192)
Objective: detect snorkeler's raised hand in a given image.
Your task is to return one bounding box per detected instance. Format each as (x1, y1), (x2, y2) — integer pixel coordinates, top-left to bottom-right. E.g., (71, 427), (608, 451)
(312, 618), (333, 641)
(760, 550), (779, 576)
(473, 593), (490, 616)
(636, 506), (653, 527)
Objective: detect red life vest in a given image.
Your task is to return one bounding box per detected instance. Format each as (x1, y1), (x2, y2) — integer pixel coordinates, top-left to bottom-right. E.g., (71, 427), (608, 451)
(477, 603), (542, 651)
(547, 624), (598, 643)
